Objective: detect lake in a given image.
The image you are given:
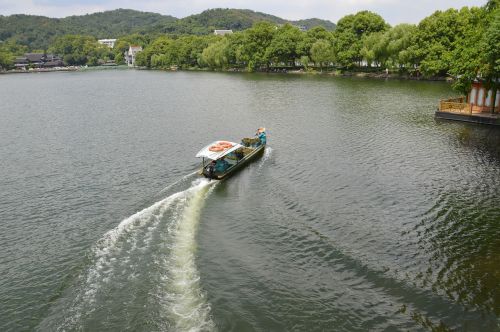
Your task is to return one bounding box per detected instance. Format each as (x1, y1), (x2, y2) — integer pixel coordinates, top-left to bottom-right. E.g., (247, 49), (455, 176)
(0, 70), (499, 331)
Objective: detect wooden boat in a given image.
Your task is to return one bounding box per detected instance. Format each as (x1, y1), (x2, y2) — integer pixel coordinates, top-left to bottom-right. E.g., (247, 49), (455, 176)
(196, 134), (266, 180)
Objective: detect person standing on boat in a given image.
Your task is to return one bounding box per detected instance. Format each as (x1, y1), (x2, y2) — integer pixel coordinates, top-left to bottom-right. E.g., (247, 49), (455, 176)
(256, 127), (266, 146)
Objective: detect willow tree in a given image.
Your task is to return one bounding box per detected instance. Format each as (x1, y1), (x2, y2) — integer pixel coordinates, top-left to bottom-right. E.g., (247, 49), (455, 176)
(333, 11), (389, 68)
(310, 39), (334, 71)
(201, 38), (230, 69)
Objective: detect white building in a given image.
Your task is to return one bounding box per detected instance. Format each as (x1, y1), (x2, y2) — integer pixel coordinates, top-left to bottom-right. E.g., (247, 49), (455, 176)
(214, 29), (233, 36)
(98, 39), (117, 48)
(125, 45), (143, 67)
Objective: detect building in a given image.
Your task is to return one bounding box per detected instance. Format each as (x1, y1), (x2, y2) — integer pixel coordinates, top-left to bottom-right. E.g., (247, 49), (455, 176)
(467, 81), (500, 113)
(125, 45), (143, 67)
(98, 39), (117, 48)
(14, 53), (63, 69)
(276, 24), (307, 32)
(436, 80), (500, 125)
(214, 30), (233, 36)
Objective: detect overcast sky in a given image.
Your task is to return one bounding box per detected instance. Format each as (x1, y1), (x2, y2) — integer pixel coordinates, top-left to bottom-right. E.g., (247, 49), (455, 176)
(0, 0), (487, 25)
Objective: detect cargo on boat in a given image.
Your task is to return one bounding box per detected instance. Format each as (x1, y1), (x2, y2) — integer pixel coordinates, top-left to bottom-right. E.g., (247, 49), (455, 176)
(196, 129), (266, 180)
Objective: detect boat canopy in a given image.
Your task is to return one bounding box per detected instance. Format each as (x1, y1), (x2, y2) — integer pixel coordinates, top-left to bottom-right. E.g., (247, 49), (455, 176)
(196, 141), (243, 160)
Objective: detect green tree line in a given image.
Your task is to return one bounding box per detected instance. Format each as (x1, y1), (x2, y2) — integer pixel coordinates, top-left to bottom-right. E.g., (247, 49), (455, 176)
(135, 1), (498, 93)
(2, 1), (498, 95)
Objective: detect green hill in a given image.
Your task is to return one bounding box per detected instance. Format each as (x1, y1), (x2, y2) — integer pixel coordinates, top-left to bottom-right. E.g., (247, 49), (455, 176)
(151, 8), (336, 34)
(62, 9), (176, 36)
(0, 8), (335, 51)
(0, 9), (175, 50)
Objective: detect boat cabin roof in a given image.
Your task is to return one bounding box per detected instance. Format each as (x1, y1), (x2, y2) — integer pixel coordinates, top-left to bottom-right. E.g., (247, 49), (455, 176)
(196, 141), (243, 160)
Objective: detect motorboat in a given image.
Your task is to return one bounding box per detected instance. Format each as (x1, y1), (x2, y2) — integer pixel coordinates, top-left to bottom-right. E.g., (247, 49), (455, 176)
(196, 131), (266, 180)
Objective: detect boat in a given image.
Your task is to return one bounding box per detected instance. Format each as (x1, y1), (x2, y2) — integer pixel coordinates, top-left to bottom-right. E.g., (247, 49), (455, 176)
(196, 130), (266, 180)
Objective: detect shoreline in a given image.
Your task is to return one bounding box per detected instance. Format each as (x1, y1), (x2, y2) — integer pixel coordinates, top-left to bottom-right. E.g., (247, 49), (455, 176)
(0, 67), (80, 74)
(147, 66), (451, 82)
(1, 66), (451, 82)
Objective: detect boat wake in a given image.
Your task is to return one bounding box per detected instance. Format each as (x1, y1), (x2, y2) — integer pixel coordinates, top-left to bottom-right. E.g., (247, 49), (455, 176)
(157, 170), (199, 195)
(258, 146), (273, 169)
(39, 178), (216, 331)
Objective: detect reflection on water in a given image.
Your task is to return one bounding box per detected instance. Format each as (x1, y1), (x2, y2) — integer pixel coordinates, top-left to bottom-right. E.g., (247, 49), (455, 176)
(0, 71), (498, 331)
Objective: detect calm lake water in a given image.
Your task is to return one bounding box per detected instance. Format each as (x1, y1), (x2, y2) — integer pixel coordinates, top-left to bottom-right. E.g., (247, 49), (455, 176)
(0, 70), (499, 331)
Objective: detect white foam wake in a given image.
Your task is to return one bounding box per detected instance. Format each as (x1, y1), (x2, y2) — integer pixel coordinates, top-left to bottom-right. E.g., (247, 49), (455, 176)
(157, 170), (199, 195)
(259, 146), (273, 168)
(52, 178), (216, 331)
(162, 180), (216, 331)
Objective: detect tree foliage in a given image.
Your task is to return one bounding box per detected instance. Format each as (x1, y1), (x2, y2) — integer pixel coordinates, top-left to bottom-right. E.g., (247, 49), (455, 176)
(449, 2), (499, 94)
(334, 11), (389, 67)
(2, 3), (497, 95)
(201, 38), (231, 69)
(310, 40), (334, 70)
(0, 40), (28, 69)
(49, 35), (112, 65)
(265, 24), (303, 66)
(0, 50), (14, 70)
(237, 21), (276, 70)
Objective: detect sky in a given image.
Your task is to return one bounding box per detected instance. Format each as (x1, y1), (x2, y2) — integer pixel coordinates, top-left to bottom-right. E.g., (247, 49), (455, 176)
(0, 0), (488, 25)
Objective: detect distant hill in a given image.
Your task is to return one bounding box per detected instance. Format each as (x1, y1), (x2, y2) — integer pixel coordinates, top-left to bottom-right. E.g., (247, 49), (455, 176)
(62, 9), (176, 36)
(0, 9), (176, 50)
(0, 8), (335, 51)
(149, 9), (336, 34)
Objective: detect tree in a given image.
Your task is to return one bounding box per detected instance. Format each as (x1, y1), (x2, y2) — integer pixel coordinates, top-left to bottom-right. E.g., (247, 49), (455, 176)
(384, 24), (417, 69)
(411, 7), (483, 77)
(223, 32), (245, 67)
(0, 39), (28, 55)
(0, 50), (14, 70)
(481, 5), (500, 89)
(265, 24), (303, 66)
(360, 32), (387, 67)
(201, 38), (230, 69)
(176, 35), (214, 68)
(310, 39), (334, 71)
(449, 2), (499, 108)
(135, 36), (174, 67)
(448, 6), (488, 93)
(297, 26), (334, 58)
(300, 55), (310, 70)
(0, 39), (27, 70)
(49, 35), (111, 65)
(333, 11), (389, 67)
(237, 21), (275, 71)
(334, 30), (359, 68)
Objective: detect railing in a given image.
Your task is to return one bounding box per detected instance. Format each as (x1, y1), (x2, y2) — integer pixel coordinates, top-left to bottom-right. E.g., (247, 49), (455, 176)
(439, 99), (471, 114)
(444, 97), (465, 103)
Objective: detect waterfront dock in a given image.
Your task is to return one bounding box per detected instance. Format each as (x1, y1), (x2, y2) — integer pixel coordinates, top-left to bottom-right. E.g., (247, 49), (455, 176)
(436, 81), (500, 126)
(436, 98), (500, 126)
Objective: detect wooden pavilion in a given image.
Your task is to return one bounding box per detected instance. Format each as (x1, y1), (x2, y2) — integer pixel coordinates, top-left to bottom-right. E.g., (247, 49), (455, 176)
(436, 81), (500, 125)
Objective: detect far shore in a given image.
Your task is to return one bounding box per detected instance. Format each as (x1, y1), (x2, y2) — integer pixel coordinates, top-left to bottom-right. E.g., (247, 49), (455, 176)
(149, 66), (451, 82)
(0, 65), (451, 82)
(0, 67), (80, 74)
